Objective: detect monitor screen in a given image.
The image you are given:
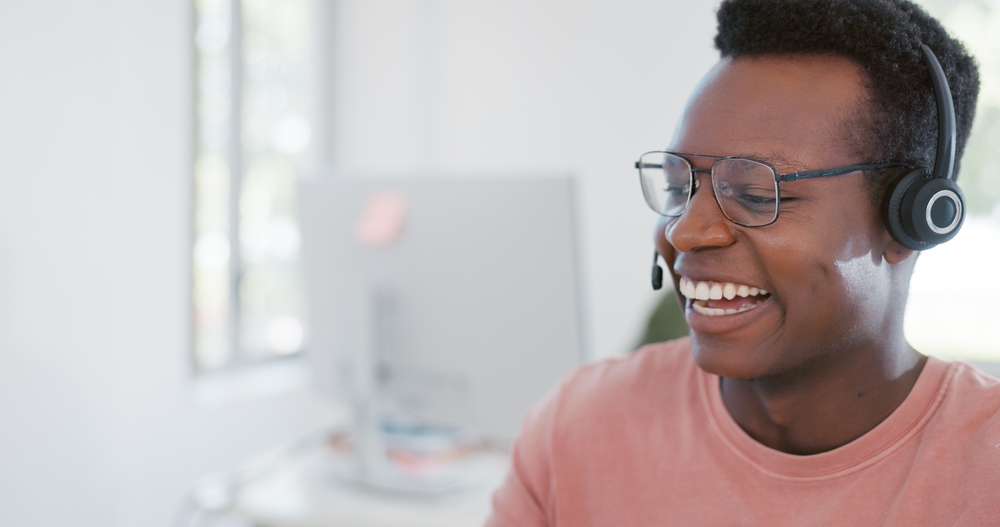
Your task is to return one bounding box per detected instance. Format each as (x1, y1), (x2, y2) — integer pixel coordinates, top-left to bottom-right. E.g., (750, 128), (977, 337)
(299, 175), (585, 442)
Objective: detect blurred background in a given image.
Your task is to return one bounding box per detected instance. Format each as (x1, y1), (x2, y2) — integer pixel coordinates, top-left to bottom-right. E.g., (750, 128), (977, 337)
(0, 0), (996, 525)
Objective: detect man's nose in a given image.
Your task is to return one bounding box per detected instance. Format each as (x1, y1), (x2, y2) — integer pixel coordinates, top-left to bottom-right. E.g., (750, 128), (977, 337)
(664, 174), (737, 253)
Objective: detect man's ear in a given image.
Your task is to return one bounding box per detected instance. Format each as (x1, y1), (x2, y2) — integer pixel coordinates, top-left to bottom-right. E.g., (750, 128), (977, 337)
(883, 239), (915, 265)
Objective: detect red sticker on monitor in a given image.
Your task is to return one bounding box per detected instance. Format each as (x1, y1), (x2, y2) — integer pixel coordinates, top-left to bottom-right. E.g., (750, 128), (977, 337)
(354, 191), (408, 246)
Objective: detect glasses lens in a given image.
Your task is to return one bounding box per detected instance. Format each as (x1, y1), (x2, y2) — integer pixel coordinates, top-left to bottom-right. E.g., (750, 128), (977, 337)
(638, 152), (692, 216)
(711, 158), (778, 226)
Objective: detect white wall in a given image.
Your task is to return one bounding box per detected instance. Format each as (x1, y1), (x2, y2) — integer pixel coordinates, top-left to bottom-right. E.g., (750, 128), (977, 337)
(0, 0), (717, 525)
(322, 0), (718, 358)
(0, 1), (336, 526)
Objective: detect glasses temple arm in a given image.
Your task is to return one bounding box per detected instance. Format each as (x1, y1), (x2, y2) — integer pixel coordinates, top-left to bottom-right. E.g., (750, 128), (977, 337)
(779, 163), (913, 183)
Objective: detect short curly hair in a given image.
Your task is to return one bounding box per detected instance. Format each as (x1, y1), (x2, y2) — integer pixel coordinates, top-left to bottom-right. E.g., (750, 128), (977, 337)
(714, 0), (980, 205)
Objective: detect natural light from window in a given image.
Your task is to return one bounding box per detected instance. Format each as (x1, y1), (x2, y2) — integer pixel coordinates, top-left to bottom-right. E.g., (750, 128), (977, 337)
(193, 0), (311, 372)
(906, 0), (1000, 364)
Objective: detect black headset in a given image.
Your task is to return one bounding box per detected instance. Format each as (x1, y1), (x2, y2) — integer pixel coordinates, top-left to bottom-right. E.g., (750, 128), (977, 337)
(651, 43), (965, 290)
(885, 43), (965, 251)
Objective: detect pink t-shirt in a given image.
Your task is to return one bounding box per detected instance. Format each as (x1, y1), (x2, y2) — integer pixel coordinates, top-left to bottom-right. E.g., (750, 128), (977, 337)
(487, 338), (1000, 526)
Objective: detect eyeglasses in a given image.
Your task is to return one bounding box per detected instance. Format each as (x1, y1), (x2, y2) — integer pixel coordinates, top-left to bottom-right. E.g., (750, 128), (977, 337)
(635, 151), (911, 227)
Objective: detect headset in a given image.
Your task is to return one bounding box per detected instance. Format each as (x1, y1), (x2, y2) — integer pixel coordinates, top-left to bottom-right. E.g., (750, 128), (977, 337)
(885, 43), (965, 251)
(651, 43), (965, 290)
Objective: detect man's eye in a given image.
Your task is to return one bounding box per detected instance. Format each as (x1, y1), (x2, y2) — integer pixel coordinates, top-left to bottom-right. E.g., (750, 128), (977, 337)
(738, 191), (776, 205)
(663, 183), (691, 198)
(717, 181), (776, 209)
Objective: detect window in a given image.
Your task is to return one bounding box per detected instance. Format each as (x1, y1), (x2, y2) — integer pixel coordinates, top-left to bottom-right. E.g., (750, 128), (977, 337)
(193, 0), (312, 372)
(906, 0), (1000, 366)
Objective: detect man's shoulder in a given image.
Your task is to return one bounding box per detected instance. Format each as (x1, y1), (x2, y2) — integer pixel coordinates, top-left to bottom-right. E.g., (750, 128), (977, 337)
(548, 337), (701, 427)
(948, 360), (1000, 389)
(909, 360), (1000, 512)
(919, 360), (1000, 474)
(938, 360), (1000, 429)
(563, 337), (694, 392)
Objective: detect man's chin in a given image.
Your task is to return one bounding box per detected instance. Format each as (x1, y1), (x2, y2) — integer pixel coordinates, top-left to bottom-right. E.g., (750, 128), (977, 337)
(689, 337), (777, 380)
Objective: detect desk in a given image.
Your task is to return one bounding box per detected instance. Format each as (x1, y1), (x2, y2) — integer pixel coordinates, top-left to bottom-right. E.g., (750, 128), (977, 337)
(228, 445), (509, 527)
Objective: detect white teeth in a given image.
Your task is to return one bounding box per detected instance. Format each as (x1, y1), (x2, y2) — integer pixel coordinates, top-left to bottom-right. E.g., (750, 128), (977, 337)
(709, 283), (723, 300)
(677, 276), (768, 310)
(691, 300), (761, 317)
(677, 277), (768, 301)
(723, 283), (736, 300)
(682, 277), (696, 299)
(694, 282), (710, 301)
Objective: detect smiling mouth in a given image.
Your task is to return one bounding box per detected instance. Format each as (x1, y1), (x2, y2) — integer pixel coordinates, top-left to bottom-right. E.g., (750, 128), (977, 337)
(678, 276), (772, 317)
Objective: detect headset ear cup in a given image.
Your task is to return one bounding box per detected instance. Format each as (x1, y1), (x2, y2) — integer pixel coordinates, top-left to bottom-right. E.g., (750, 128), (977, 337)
(885, 169), (936, 251)
(910, 177), (965, 244)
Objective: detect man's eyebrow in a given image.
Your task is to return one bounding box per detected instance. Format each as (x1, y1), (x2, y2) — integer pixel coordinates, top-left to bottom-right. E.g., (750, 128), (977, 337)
(734, 151), (809, 170)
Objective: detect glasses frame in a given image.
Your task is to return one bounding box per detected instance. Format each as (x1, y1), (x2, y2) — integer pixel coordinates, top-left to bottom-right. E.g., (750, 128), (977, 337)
(635, 151), (913, 227)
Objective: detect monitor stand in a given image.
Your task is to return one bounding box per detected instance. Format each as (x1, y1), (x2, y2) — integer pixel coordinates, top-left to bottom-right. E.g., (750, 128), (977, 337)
(330, 283), (485, 496)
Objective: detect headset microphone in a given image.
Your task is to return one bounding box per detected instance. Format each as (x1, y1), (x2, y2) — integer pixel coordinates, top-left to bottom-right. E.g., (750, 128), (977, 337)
(885, 43), (966, 251)
(651, 250), (663, 290)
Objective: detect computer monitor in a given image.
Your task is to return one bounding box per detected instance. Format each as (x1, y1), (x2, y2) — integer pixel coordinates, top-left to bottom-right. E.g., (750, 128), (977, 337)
(299, 175), (585, 443)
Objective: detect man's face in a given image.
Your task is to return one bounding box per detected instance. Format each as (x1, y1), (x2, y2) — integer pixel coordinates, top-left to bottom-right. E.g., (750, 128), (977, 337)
(656, 55), (908, 379)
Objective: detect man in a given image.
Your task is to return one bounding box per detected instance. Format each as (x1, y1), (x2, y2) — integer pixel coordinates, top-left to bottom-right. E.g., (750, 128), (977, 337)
(487, 0), (999, 525)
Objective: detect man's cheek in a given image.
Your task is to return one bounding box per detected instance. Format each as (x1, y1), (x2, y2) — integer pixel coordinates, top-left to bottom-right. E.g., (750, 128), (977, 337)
(654, 218), (677, 258)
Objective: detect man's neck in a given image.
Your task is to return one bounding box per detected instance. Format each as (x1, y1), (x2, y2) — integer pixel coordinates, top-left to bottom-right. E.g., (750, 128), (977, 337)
(719, 343), (926, 455)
